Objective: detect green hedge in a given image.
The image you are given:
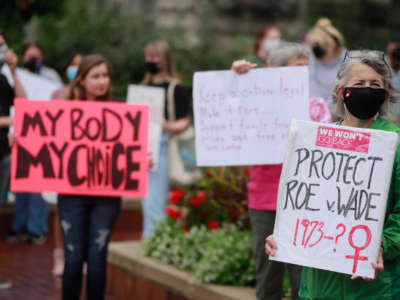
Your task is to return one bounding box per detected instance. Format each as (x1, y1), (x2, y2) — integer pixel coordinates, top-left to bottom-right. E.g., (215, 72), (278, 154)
(145, 219), (256, 286)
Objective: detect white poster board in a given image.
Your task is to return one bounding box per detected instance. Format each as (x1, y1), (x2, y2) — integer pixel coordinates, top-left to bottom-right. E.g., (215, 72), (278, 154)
(193, 66), (310, 166)
(127, 84), (164, 169)
(271, 119), (399, 278)
(1, 65), (60, 100)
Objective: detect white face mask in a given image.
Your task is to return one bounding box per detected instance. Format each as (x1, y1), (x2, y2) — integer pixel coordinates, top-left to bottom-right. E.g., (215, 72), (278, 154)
(263, 39), (280, 52)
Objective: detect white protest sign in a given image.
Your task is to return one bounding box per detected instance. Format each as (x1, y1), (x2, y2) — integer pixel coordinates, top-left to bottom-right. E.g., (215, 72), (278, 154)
(127, 84), (164, 169)
(193, 66), (309, 166)
(1, 65), (60, 100)
(271, 119), (398, 278)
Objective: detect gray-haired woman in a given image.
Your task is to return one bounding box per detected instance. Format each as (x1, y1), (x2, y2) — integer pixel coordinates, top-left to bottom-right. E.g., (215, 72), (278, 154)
(266, 50), (400, 299)
(233, 43), (331, 300)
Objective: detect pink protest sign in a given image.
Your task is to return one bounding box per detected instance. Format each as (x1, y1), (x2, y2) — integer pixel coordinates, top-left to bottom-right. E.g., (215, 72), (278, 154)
(316, 126), (371, 154)
(10, 98), (149, 197)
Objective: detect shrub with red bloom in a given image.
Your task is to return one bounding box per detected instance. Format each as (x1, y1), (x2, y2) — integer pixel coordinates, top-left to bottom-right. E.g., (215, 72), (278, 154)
(169, 190), (184, 205)
(165, 206), (183, 220)
(207, 220), (219, 230)
(244, 169), (250, 177)
(204, 170), (212, 178)
(189, 191), (206, 207)
(197, 191), (205, 202)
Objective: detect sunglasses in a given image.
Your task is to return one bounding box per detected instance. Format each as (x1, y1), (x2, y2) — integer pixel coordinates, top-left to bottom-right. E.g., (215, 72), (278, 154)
(343, 50), (390, 68)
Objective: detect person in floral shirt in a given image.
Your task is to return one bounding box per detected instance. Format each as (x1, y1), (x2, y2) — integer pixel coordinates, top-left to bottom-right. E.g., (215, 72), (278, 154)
(232, 42), (331, 300)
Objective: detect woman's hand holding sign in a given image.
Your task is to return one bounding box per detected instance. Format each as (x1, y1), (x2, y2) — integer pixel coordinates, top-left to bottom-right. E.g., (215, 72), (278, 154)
(265, 235), (277, 256)
(231, 59), (257, 74)
(350, 247), (384, 281)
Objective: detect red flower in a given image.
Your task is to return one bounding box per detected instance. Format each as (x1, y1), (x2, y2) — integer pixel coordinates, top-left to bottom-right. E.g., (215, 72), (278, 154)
(197, 191), (205, 202)
(205, 170), (212, 178)
(182, 225), (189, 234)
(208, 220), (219, 231)
(165, 206), (183, 220)
(169, 190), (184, 205)
(189, 191), (206, 207)
(244, 169), (250, 177)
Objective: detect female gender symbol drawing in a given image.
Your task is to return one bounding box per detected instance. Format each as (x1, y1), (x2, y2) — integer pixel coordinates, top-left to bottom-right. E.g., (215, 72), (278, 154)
(345, 225), (372, 274)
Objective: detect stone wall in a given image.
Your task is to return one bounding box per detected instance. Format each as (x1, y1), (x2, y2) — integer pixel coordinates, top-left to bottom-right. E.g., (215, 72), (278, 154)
(110, 0), (394, 49)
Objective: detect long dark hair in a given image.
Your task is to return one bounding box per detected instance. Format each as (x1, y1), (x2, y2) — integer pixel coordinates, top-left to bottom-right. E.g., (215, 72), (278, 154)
(68, 54), (112, 101)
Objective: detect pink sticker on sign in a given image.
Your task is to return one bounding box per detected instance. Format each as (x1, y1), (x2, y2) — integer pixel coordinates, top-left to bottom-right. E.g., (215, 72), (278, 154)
(11, 98), (149, 197)
(315, 126), (371, 153)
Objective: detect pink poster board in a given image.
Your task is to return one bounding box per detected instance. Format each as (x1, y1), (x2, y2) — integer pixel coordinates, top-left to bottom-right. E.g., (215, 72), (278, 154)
(10, 98), (149, 197)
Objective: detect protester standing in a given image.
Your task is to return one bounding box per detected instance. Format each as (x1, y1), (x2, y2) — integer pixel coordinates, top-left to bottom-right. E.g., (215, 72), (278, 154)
(53, 54), (121, 300)
(266, 50), (400, 300)
(0, 29), (26, 290)
(51, 52), (83, 99)
(232, 42), (331, 300)
(305, 18), (346, 119)
(50, 51), (84, 276)
(140, 40), (191, 238)
(245, 26), (282, 66)
(21, 41), (62, 84)
(5, 41), (65, 244)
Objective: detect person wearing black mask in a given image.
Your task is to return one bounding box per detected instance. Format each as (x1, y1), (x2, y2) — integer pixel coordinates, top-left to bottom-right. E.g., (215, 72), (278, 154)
(266, 50), (400, 299)
(304, 18), (346, 120)
(140, 40), (191, 238)
(21, 42), (62, 84)
(0, 29), (27, 291)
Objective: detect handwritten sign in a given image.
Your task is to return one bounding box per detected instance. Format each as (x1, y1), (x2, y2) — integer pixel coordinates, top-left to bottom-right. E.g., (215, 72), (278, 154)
(127, 84), (164, 170)
(10, 98), (149, 197)
(1, 65), (60, 100)
(193, 66), (309, 166)
(271, 120), (398, 277)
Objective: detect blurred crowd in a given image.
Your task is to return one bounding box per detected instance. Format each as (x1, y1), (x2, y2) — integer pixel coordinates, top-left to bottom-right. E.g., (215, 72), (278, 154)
(1, 16), (400, 300)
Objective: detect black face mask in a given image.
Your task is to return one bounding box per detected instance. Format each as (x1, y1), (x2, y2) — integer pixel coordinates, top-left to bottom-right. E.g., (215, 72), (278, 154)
(343, 87), (386, 119)
(312, 44), (326, 58)
(145, 61), (160, 74)
(23, 58), (42, 73)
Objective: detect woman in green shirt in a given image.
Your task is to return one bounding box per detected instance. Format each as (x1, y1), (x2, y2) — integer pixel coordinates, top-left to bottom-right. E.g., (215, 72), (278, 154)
(266, 50), (400, 299)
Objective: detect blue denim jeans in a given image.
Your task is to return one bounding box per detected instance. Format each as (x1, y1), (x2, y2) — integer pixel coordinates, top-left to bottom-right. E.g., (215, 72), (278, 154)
(58, 195), (121, 300)
(0, 154), (10, 204)
(141, 133), (170, 238)
(12, 192), (49, 235)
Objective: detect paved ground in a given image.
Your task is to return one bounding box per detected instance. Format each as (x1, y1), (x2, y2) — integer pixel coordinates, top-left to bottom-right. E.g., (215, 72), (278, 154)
(0, 231), (137, 299)
(0, 206), (141, 300)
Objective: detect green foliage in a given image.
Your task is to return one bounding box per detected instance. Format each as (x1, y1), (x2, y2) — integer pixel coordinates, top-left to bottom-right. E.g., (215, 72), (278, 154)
(166, 167), (250, 230)
(36, 0), (157, 98)
(307, 1), (389, 51)
(193, 226), (256, 285)
(0, 1), (64, 51)
(34, 0), (239, 99)
(145, 219), (256, 286)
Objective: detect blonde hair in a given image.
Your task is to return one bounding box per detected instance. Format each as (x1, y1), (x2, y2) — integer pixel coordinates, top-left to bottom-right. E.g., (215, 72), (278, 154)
(142, 40), (178, 84)
(69, 54), (112, 101)
(309, 18), (344, 53)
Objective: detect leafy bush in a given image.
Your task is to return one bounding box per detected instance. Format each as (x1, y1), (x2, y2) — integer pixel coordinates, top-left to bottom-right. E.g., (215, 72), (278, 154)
(145, 219), (255, 286)
(165, 167), (250, 231)
(34, 0), (241, 99)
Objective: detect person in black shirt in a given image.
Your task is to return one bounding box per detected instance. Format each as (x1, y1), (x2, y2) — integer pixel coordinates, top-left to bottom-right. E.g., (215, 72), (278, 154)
(0, 29), (26, 291)
(140, 40), (191, 238)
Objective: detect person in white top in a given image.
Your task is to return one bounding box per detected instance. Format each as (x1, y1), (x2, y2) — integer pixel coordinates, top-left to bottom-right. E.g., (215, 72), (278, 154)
(21, 41), (62, 84)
